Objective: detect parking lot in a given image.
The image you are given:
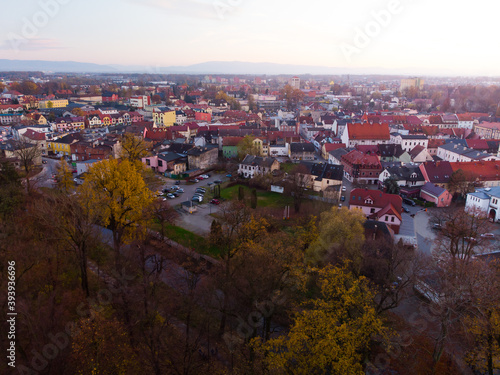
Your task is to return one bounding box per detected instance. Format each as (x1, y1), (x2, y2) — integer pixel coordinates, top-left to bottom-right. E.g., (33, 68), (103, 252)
(158, 173), (231, 235)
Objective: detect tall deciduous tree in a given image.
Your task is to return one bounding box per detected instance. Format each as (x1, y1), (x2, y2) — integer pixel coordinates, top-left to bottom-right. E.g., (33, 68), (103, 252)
(237, 135), (260, 160)
(56, 158), (74, 193)
(259, 264), (386, 374)
(448, 169), (480, 200)
(306, 206), (366, 268)
(13, 137), (42, 192)
(71, 310), (139, 374)
(78, 158), (154, 269)
(120, 133), (151, 165)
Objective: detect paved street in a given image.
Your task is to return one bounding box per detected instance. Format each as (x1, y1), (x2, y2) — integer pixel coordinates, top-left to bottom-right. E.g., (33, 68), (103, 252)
(32, 156), (60, 189)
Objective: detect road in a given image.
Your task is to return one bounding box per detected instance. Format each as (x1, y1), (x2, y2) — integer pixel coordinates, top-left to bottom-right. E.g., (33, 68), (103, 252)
(32, 156), (60, 189)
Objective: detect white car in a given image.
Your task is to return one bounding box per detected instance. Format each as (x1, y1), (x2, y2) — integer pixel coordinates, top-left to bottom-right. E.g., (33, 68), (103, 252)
(200, 174), (209, 179)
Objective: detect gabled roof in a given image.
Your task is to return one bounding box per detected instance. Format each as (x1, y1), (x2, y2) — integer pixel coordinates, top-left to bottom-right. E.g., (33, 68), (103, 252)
(299, 162), (343, 181)
(419, 161), (453, 183)
(378, 144), (405, 158)
(450, 161), (500, 182)
(409, 145), (426, 158)
(347, 122), (390, 140)
(323, 143), (346, 153)
(22, 129), (45, 141)
(385, 165), (424, 182)
(223, 136), (244, 147)
(341, 150), (382, 168)
(350, 188), (402, 221)
(240, 154), (278, 168)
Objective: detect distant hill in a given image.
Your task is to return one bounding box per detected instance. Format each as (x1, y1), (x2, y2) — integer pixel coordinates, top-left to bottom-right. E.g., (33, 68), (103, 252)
(0, 59), (116, 73)
(0, 59), (441, 76)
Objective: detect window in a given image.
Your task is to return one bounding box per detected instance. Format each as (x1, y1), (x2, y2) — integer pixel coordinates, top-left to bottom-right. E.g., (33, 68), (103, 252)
(370, 208), (375, 213)
(391, 217), (395, 222)
(385, 216), (388, 221)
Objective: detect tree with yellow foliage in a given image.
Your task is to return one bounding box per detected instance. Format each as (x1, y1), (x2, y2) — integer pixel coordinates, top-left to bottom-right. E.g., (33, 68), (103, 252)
(258, 264), (386, 375)
(56, 158), (74, 193)
(71, 309), (139, 374)
(119, 132), (151, 166)
(78, 158), (154, 269)
(306, 206), (366, 268)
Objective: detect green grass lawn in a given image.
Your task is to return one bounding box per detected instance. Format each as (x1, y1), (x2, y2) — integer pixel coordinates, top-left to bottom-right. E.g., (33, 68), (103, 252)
(220, 184), (293, 208)
(151, 222), (221, 257)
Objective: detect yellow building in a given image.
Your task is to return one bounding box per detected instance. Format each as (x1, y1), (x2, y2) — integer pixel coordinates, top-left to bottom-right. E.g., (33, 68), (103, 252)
(152, 110), (176, 127)
(48, 133), (81, 156)
(39, 99), (69, 109)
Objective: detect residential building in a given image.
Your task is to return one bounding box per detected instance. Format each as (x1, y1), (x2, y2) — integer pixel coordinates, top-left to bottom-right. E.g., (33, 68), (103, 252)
(341, 122), (391, 148)
(474, 122), (500, 139)
(186, 146), (218, 170)
(341, 150), (382, 185)
(466, 187), (500, 222)
(289, 142), (316, 162)
(38, 99), (69, 109)
(420, 182), (452, 207)
(238, 155), (280, 178)
(390, 133), (428, 152)
(349, 188), (403, 234)
(298, 162), (344, 193)
(419, 161), (453, 189)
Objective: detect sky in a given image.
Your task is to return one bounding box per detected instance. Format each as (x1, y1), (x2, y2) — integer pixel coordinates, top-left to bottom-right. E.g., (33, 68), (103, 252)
(0, 0), (499, 76)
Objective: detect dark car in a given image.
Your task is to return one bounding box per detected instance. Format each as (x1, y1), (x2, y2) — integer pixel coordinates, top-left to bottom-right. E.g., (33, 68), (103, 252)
(402, 206), (410, 213)
(175, 180), (180, 185)
(214, 179), (222, 184)
(403, 198), (416, 206)
(340, 196), (345, 202)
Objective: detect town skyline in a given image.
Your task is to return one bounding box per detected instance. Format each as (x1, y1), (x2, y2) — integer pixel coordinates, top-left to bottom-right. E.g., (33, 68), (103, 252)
(1, 0), (500, 76)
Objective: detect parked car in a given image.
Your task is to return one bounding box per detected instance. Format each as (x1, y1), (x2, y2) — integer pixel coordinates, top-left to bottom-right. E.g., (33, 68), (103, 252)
(210, 199), (220, 205)
(342, 186), (346, 192)
(196, 188), (206, 193)
(432, 223), (442, 230)
(207, 182), (214, 186)
(42, 160), (47, 164)
(166, 193), (176, 199)
(214, 179), (222, 184)
(177, 188), (184, 193)
(175, 180), (180, 185)
(191, 196), (203, 202)
(403, 198), (416, 206)
(402, 206), (410, 213)
(481, 233), (495, 238)
(340, 196), (345, 202)
(226, 174), (232, 178)
(200, 174), (209, 179)
(189, 179), (199, 183)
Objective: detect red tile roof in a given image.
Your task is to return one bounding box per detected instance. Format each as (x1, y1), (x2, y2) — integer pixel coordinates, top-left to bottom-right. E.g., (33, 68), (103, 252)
(347, 122), (390, 140)
(350, 188), (402, 221)
(22, 129), (45, 141)
(449, 161), (500, 182)
(324, 143), (346, 152)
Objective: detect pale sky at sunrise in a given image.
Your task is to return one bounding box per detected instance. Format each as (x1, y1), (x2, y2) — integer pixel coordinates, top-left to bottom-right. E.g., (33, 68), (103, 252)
(1, 0), (499, 75)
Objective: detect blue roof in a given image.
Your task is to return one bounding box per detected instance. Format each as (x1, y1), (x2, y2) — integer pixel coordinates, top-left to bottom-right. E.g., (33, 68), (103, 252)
(421, 182), (446, 197)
